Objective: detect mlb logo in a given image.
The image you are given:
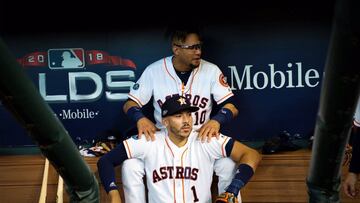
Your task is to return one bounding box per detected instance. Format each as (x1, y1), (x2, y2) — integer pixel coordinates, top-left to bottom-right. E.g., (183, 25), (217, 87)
(48, 48), (85, 69)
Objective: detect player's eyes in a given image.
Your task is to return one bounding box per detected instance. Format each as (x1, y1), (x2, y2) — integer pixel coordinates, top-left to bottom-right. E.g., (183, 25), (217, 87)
(187, 43), (202, 50)
(174, 43), (202, 50)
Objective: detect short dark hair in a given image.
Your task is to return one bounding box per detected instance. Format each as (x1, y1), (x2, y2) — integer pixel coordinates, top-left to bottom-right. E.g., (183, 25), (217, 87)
(165, 24), (203, 44)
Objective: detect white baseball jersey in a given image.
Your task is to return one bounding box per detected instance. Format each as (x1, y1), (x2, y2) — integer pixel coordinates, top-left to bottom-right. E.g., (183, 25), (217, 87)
(123, 130), (232, 203)
(354, 98), (360, 127)
(128, 56), (234, 130)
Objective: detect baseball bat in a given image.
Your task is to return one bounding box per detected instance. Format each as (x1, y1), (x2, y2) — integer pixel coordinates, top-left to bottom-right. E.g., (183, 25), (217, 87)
(100, 142), (111, 152)
(56, 175), (64, 203)
(38, 158), (49, 203)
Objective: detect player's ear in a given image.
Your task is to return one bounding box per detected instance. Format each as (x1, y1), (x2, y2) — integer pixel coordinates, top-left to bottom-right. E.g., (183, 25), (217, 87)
(162, 117), (169, 127)
(172, 45), (180, 56)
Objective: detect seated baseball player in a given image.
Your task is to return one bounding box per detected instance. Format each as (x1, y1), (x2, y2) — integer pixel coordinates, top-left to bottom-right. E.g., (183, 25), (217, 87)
(97, 95), (261, 203)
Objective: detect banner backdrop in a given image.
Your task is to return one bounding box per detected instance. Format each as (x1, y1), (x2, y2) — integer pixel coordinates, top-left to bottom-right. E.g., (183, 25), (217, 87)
(0, 23), (331, 146)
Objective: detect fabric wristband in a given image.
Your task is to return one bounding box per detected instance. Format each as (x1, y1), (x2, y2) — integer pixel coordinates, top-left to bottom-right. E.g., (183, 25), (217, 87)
(127, 106), (145, 122)
(225, 163), (254, 196)
(211, 108), (233, 125)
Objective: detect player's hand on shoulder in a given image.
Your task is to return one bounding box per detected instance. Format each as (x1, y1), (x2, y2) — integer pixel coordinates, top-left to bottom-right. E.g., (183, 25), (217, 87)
(137, 117), (158, 141)
(197, 119), (220, 143)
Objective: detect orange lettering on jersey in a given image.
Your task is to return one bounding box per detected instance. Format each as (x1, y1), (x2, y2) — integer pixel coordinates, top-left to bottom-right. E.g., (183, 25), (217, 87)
(199, 97), (208, 108)
(167, 167), (174, 179)
(184, 167), (192, 179)
(159, 94), (209, 109)
(153, 170), (161, 183)
(191, 168), (199, 180)
(175, 166), (185, 179)
(159, 167), (168, 179)
(152, 166), (199, 183)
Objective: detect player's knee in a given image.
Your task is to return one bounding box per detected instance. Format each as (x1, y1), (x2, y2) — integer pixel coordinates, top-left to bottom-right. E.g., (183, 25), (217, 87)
(214, 157), (237, 178)
(121, 159), (145, 184)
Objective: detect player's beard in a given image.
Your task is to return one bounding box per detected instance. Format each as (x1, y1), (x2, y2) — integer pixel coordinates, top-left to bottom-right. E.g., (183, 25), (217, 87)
(189, 59), (200, 69)
(189, 63), (198, 69)
(169, 124), (192, 139)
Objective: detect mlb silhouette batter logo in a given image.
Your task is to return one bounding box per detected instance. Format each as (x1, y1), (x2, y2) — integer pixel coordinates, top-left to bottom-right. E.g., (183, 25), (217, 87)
(48, 48), (85, 69)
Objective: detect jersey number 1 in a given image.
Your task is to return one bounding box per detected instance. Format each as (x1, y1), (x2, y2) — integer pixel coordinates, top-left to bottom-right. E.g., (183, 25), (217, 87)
(191, 186), (199, 202)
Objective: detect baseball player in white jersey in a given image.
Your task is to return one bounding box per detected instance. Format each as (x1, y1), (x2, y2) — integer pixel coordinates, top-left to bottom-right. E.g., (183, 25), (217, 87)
(128, 56), (233, 131)
(122, 27), (239, 202)
(98, 95), (261, 203)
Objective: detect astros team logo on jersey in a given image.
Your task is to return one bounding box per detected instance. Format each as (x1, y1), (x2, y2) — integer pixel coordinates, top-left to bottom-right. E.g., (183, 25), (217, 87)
(132, 83), (140, 90)
(219, 73), (229, 87)
(48, 48), (85, 69)
(131, 134), (139, 140)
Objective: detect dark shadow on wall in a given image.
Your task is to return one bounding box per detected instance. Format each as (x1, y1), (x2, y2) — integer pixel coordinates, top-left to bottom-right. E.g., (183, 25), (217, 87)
(1, 1), (335, 34)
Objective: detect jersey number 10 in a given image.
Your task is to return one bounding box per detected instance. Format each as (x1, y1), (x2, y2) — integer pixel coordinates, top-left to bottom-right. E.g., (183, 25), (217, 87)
(194, 110), (206, 126)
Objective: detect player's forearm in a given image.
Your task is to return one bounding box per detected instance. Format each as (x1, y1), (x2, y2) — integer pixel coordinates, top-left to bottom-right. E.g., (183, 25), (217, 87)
(97, 156), (118, 193)
(123, 99), (146, 123)
(225, 143), (261, 196)
(210, 103), (238, 127)
(230, 141), (261, 171)
(222, 103), (238, 118)
(109, 190), (122, 203)
(97, 144), (128, 193)
(123, 99), (140, 114)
